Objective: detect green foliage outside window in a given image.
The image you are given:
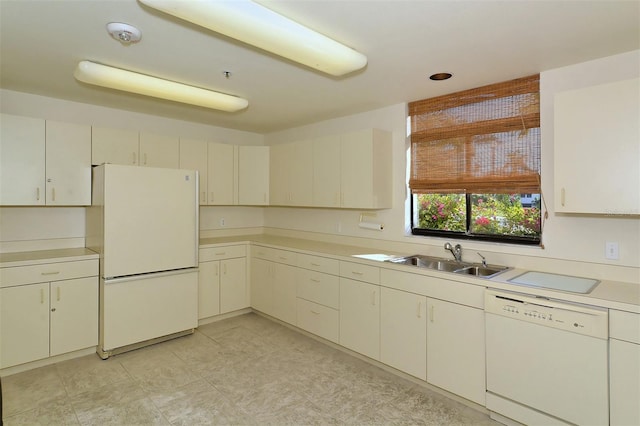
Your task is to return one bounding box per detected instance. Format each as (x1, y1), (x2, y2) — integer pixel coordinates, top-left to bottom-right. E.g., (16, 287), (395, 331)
(416, 193), (541, 238)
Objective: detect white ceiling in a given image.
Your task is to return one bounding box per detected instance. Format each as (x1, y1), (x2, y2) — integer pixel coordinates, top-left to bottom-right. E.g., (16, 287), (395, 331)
(1, 0), (638, 134)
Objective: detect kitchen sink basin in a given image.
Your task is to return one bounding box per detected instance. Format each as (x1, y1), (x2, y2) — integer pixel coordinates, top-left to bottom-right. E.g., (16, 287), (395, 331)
(452, 265), (509, 278)
(387, 255), (460, 272)
(386, 254), (509, 278)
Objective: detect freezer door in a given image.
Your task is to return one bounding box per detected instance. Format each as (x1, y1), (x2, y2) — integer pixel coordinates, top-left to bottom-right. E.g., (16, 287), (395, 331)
(100, 269), (198, 351)
(102, 165), (198, 278)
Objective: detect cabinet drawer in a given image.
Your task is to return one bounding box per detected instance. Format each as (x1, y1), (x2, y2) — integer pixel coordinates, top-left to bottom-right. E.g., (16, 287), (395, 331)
(339, 261), (379, 284)
(380, 268), (484, 309)
(251, 246), (297, 265)
(296, 269), (339, 309)
(0, 259), (98, 288)
(296, 298), (339, 343)
(199, 245), (246, 262)
(297, 253), (339, 275)
(610, 310), (640, 344)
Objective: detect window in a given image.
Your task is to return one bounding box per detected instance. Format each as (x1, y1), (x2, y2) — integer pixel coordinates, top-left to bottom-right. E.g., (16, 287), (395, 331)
(409, 75), (542, 245)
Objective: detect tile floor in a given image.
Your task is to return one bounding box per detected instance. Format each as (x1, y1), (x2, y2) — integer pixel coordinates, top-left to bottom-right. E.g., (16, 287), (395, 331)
(1, 313), (499, 425)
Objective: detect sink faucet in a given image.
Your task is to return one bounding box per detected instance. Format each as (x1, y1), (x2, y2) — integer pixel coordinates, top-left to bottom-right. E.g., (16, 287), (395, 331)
(477, 252), (488, 268)
(444, 242), (463, 262)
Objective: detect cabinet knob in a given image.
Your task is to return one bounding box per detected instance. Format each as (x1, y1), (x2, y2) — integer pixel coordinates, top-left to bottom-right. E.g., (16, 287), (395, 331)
(51, 308), (56, 312)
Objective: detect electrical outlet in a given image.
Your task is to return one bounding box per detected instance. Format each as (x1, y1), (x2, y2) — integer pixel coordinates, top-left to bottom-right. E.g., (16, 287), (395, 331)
(605, 241), (619, 260)
(220, 218), (226, 227)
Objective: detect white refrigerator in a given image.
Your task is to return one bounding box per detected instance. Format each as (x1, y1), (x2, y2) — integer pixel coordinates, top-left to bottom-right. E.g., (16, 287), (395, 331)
(86, 164), (199, 358)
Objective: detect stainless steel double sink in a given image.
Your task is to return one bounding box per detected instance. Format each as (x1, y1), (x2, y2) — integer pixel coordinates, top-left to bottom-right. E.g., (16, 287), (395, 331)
(385, 254), (509, 278)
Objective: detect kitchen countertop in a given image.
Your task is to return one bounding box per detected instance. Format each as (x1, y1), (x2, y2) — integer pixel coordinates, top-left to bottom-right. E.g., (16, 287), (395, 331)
(0, 248), (99, 268)
(201, 235), (640, 313)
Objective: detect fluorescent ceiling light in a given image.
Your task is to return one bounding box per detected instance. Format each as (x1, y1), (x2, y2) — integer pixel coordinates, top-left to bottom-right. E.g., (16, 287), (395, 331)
(74, 61), (248, 112)
(138, 0), (368, 76)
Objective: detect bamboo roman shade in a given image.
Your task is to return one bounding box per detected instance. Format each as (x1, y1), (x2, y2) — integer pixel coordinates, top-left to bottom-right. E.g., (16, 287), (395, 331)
(409, 74), (541, 194)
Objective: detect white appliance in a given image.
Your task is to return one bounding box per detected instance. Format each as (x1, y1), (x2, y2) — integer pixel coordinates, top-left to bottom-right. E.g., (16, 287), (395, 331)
(484, 289), (609, 426)
(87, 164), (199, 358)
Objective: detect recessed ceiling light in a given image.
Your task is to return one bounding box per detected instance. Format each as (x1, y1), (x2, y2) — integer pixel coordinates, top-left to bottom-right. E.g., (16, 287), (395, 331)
(429, 73), (452, 81)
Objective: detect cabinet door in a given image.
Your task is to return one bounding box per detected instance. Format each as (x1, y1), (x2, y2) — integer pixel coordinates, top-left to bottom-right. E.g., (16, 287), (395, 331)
(610, 339), (640, 426)
(179, 138), (208, 205)
(272, 263), (297, 325)
(45, 120), (92, 205)
(0, 114), (46, 205)
(339, 278), (380, 360)
(92, 126), (139, 166)
(340, 131), (372, 208)
(380, 287), (427, 380)
(208, 142), (237, 205)
(238, 146), (269, 205)
(426, 298), (485, 405)
(50, 277), (98, 356)
(269, 143), (289, 205)
(220, 257), (248, 314)
(250, 257), (273, 314)
(0, 283), (50, 368)
(289, 140), (313, 206)
(313, 134), (341, 207)
(139, 132), (179, 168)
(340, 129), (392, 209)
(554, 78), (640, 214)
(198, 260), (220, 319)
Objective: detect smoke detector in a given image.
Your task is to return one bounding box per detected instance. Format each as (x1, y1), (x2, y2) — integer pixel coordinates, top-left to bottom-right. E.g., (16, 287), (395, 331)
(106, 22), (141, 45)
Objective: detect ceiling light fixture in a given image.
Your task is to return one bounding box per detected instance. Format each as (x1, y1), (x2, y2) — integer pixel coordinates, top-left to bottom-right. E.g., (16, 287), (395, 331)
(74, 61), (249, 112)
(138, 0), (367, 77)
(106, 22), (142, 45)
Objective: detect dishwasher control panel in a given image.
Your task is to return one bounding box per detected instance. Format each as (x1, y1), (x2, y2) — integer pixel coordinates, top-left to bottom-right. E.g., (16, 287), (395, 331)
(485, 289), (608, 339)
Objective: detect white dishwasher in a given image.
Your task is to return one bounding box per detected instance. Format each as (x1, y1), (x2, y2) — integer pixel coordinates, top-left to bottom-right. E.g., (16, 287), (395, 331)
(485, 289), (609, 426)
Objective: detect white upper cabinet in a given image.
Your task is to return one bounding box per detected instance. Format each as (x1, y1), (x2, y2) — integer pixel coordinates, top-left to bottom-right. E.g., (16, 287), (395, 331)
(208, 142), (237, 205)
(139, 132), (179, 168)
(341, 128), (392, 209)
(0, 114), (90, 206)
(45, 120), (91, 205)
(93, 127), (179, 168)
(313, 134), (342, 207)
(0, 114), (46, 205)
(238, 146), (269, 205)
(92, 126), (139, 166)
(270, 140), (313, 206)
(179, 137), (208, 205)
(554, 77), (639, 214)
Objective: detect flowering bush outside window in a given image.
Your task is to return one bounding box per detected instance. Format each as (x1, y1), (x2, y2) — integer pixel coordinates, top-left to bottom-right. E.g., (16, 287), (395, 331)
(414, 193), (541, 244)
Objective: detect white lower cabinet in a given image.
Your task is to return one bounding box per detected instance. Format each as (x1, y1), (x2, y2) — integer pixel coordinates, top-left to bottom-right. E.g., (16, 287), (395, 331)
(220, 258), (248, 314)
(296, 255), (340, 343)
(339, 277), (380, 360)
(380, 287), (427, 380)
(0, 258), (98, 369)
(250, 247), (297, 326)
(198, 245), (248, 319)
(250, 257), (273, 314)
(1, 282), (50, 367)
(609, 309), (640, 426)
(426, 298), (486, 405)
(272, 263), (297, 325)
